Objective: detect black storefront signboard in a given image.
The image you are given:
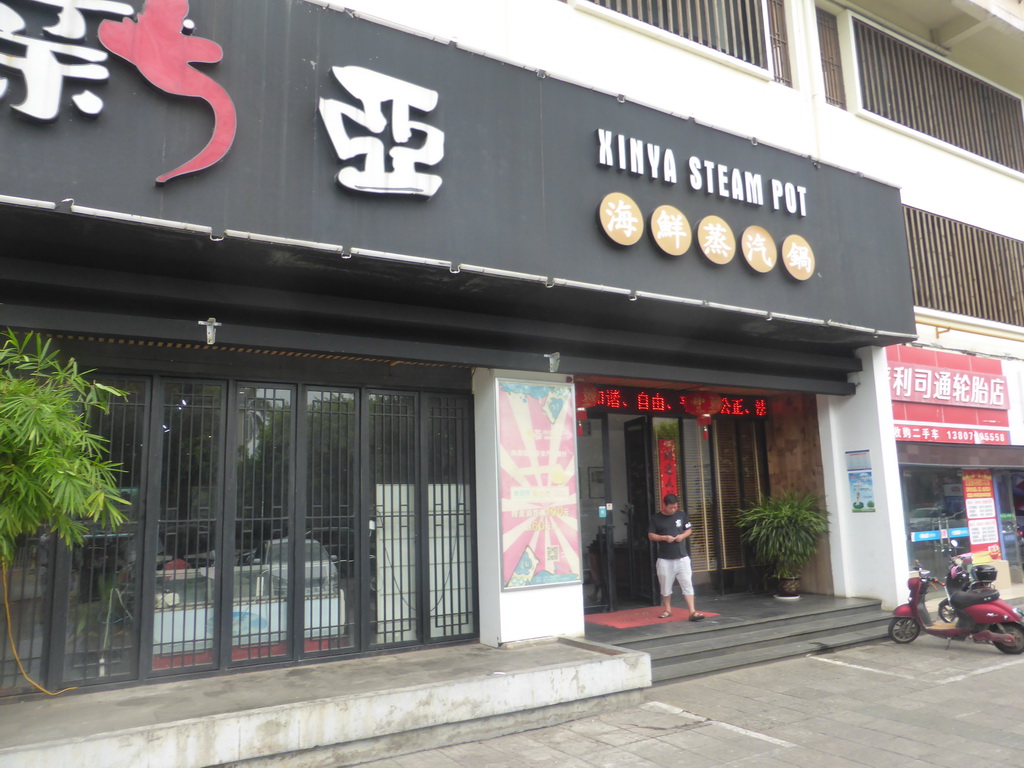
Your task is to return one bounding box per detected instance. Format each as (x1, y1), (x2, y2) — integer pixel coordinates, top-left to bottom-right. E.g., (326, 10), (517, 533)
(0, 0), (915, 338)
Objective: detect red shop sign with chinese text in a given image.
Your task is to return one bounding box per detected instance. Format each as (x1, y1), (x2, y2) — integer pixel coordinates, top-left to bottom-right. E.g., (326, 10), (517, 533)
(887, 346), (1010, 446)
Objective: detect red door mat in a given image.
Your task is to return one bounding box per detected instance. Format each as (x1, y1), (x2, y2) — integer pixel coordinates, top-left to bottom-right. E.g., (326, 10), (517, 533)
(585, 606), (718, 629)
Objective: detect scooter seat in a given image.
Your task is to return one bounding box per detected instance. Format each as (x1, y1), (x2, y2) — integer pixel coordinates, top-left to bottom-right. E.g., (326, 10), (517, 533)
(950, 588), (1000, 609)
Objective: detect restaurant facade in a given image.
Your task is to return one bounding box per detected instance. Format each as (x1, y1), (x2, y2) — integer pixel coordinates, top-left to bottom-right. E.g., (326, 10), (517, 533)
(0, 0), (917, 696)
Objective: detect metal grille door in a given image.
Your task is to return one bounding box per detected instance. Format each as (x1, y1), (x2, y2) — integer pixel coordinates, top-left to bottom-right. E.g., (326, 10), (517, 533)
(4, 376), (476, 695)
(369, 392), (419, 647)
(152, 382), (224, 673)
(425, 394), (475, 639)
(59, 378), (148, 685)
(304, 389), (357, 652)
(232, 386), (294, 664)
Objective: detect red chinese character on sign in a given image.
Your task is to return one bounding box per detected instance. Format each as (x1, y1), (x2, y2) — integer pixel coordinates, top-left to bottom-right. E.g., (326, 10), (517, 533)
(99, 0), (236, 184)
(636, 392), (650, 410)
(651, 392), (668, 411)
(755, 399), (767, 416)
(600, 389), (624, 409)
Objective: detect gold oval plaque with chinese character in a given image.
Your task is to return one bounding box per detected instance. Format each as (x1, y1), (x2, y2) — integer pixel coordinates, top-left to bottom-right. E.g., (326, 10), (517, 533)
(781, 234), (815, 280)
(599, 193), (644, 246)
(650, 205), (692, 256)
(740, 226), (777, 273)
(697, 215), (735, 265)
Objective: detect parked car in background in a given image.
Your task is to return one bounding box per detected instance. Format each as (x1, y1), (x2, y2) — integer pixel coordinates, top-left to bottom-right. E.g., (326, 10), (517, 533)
(247, 538), (341, 598)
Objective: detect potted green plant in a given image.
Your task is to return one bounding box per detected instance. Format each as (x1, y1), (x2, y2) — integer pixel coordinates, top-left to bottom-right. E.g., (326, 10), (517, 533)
(736, 491), (829, 599)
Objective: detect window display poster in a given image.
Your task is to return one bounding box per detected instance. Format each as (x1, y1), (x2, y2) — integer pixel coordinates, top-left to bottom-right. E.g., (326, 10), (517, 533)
(962, 469), (1001, 560)
(497, 380), (581, 589)
(845, 450), (875, 512)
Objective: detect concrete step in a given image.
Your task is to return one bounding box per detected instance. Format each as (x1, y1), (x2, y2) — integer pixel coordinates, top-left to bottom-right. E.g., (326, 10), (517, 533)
(615, 601), (891, 683)
(650, 625), (888, 682)
(638, 610), (890, 662)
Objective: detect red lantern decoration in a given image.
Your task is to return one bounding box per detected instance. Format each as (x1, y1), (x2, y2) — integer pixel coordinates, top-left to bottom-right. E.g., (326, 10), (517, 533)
(576, 384), (600, 409)
(684, 392), (722, 439)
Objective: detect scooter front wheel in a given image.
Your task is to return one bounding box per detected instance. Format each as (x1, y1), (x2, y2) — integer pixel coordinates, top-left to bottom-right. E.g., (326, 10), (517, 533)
(993, 623), (1024, 654)
(937, 599), (956, 623)
(888, 617), (920, 644)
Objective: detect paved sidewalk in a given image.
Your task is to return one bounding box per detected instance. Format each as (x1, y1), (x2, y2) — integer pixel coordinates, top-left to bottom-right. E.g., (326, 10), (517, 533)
(357, 635), (1024, 767)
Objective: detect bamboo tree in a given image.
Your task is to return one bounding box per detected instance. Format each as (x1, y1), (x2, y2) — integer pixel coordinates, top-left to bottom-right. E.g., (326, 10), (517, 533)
(0, 330), (128, 565)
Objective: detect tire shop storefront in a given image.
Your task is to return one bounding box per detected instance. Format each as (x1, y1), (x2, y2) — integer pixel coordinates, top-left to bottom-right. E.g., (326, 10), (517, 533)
(889, 344), (1024, 588)
(0, 0), (915, 696)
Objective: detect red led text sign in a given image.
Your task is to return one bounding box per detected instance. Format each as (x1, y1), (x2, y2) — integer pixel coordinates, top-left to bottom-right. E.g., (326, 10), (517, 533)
(577, 385), (767, 419)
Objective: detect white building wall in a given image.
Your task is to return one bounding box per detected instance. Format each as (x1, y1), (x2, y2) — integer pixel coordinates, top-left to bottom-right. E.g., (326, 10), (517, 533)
(819, 348), (908, 607)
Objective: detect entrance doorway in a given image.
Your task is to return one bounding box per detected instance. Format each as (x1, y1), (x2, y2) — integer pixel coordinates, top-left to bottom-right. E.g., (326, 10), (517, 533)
(5, 375), (477, 692)
(581, 410), (769, 610)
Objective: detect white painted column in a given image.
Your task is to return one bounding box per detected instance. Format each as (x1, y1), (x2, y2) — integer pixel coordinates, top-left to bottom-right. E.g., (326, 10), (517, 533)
(473, 368), (585, 647)
(818, 346), (908, 608)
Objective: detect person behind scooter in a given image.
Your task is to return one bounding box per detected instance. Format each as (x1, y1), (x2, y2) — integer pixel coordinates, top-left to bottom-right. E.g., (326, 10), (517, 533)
(944, 540), (993, 592)
(934, 540), (996, 622)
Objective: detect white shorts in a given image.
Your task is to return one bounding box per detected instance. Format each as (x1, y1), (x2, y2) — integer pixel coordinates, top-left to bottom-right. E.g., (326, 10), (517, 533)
(656, 556), (694, 597)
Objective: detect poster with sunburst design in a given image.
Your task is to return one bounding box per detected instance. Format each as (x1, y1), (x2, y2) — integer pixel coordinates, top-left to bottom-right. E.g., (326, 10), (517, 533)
(498, 380), (581, 590)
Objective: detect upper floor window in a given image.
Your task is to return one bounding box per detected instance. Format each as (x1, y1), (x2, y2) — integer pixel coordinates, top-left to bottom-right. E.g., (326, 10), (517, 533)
(816, 8), (845, 108)
(589, 0), (791, 84)
(853, 19), (1024, 173)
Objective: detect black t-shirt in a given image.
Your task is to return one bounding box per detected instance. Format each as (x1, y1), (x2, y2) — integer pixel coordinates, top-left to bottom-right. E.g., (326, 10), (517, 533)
(649, 509), (691, 559)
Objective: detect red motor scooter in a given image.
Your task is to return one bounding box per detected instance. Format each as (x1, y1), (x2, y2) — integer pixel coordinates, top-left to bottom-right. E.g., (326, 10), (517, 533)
(888, 562), (1024, 654)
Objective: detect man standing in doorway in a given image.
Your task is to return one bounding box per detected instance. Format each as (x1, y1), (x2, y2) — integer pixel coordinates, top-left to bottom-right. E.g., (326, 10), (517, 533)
(648, 493), (705, 621)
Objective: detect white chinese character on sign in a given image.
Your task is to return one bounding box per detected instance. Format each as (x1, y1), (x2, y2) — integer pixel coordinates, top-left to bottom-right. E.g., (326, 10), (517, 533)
(991, 379), (1006, 407)
(932, 371), (952, 401)
(952, 373), (971, 403)
(0, 1), (128, 119)
(971, 376), (990, 405)
(744, 231), (773, 267)
(784, 241), (811, 271)
(319, 65), (444, 197)
(605, 199), (640, 239)
(26, 0), (132, 40)
(701, 221), (732, 259)
(912, 368), (932, 399)
(654, 208), (687, 249)
(890, 366), (911, 398)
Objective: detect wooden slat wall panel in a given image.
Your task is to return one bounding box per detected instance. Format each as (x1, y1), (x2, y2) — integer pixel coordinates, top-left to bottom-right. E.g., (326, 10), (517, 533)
(855, 20), (1024, 172)
(763, 393), (832, 595)
(905, 206), (1024, 326)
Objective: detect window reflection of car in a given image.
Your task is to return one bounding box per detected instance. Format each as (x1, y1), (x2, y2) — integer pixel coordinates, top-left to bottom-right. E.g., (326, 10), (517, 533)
(909, 507), (966, 532)
(248, 538), (341, 598)
(908, 508), (942, 531)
